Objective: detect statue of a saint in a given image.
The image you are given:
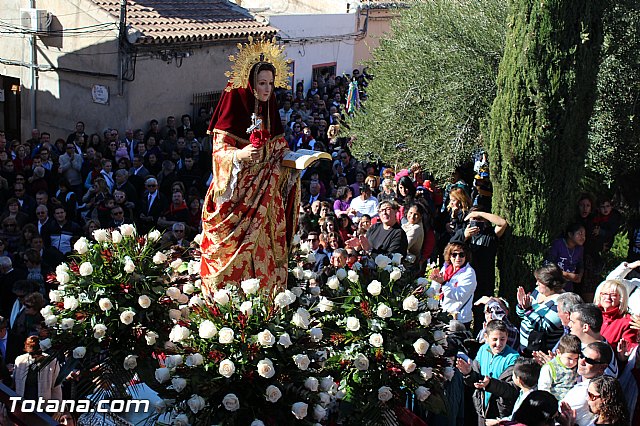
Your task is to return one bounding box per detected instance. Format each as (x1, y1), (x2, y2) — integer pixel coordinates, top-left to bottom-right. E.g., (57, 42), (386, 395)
(200, 37), (300, 296)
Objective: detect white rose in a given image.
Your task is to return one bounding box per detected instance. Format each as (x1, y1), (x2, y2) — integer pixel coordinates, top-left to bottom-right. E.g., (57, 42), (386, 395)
(213, 289), (230, 305)
(56, 270), (70, 285)
(292, 234), (301, 245)
(182, 283), (195, 295)
(320, 376), (334, 392)
(193, 232), (203, 246)
(39, 338), (52, 351)
(336, 268), (347, 280)
(415, 386), (431, 402)
(219, 359), (236, 378)
(346, 317), (361, 332)
(241, 278), (261, 295)
(369, 333), (384, 347)
(188, 295), (204, 307)
(173, 414), (189, 426)
(306, 251), (317, 264)
(111, 230), (123, 244)
(138, 295), (151, 309)
(79, 262), (93, 276)
(347, 270), (359, 282)
(153, 252), (168, 264)
(218, 327), (234, 344)
(199, 320), (217, 339)
(354, 353), (369, 371)
(402, 358), (417, 373)
(291, 286), (304, 297)
(319, 392), (331, 405)
(237, 300), (252, 316)
(313, 404), (327, 421)
(170, 258), (183, 270)
(257, 358), (275, 378)
(124, 257), (135, 273)
(48, 290), (62, 303)
(265, 385), (282, 403)
(123, 355), (138, 370)
(310, 327), (323, 342)
(40, 305), (53, 318)
(376, 303), (392, 319)
(292, 307), (311, 329)
(420, 367), (434, 380)
(430, 344), (445, 356)
(60, 318), (75, 330)
(327, 275), (340, 290)
(413, 338), (430, 355)
(309, 286), (321, 296)
(147, 230), (161, 242)
(56, 263), (69, 274)
(155, 368), (171, 384)
(169, 324), (191, 342)
(433, 330), (447, 345)
(169, 309), (182, 321)
(292, 266), (304, 280)
(187, 260), (200, 275)
(63, 296), (79, 311)
(427, 297), (440, 310)
(278, 333), (293, 348)
(378, 386), (393, 402)
(274, 291), (292, 308)
(186, 353), (204, 367)
(303, 270), (314, 280)
(390, 267), (402, 281)
(120, 310), (135, 325)
(119, 223), (135, 237)
(257, 329), (275, 347)
(402, 295), (419, 311)
(171, 377), (187, 392)
(189, 394), (207, 413)
(391, 253), (403, 265)
(72, 346), (86, 359)
(166, 287), (181, 300)
(73, 237), (89, 254)
(291, 402), (308, 420)
(98, 298), (113, 311)
(294, 354), (311, 370)
(418, 311), (432, 327)
(145, 331), (159, 345)
(317, 297), (334, 312)
(251, 420), (265, 426)
(44, 315), (57, 327)
(304, 377), (319, 392)
(93, 229), (109, 242)
(367, 280), (382, 296)
(374, 254), (391, 269)
(165, 354), (184, 369)
(444, 366), (455, 381)
(93, 323), (107, 339)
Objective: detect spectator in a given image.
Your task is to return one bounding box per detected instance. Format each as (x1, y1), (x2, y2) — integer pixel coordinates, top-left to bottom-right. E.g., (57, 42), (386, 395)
(605, 260), (640, 315)
(348, 184), (378, 218)
(58, 142), (84, 193)
(593, 279), (638, 355)
(537, 334), (581, 400)
(333, 186), (353, 217)
(561, 341), (613, 426)
(546, 223), (586, 292)
(506, 390), (575, 426)
(516, 264), (565, 354)
(305, 231), (329, 273)
(138, 177), (169, 233)
(41, 206), (82, 255)
(485, 358), (541, 425)
(402, 202), (425, 260)
(349, 200), (408, 259)
(569, 304), (618, 377)
(430, 240), (476, 326)
(586, 375), (629, 426)
(0, 198), (30, 229)
(13, 336), (62, 402)
(475, 297), (519, 350)
(7, 291), (44, 363)
(158, 191), (189, 230)
(0, 316), (11, 385)
(0, 257), (27, 318)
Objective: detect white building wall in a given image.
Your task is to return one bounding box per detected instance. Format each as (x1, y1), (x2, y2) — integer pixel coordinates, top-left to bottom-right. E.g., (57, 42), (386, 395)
(268, 13), (357, 93)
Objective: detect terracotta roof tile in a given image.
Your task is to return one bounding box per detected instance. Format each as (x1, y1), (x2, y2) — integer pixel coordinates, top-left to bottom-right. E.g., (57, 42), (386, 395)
(92, 0), (276, 45)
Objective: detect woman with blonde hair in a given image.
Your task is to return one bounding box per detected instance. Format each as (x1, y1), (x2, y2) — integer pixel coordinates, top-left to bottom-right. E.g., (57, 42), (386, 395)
(594, 279), (637, 352)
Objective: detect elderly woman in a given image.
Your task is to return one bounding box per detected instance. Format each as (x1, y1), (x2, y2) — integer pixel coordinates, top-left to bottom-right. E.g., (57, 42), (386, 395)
(13, 336), (62, 402)
(593, 279), (638, 352)
(516, 264), (565, 354)
(430, 240), (477, 326)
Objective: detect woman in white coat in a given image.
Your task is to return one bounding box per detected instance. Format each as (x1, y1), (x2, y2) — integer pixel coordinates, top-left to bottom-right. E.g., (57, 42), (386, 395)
(13, 335), (62, 402)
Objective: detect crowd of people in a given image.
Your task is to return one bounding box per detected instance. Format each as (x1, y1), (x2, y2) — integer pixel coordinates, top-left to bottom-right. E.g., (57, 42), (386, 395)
(0, 65), (638, 426)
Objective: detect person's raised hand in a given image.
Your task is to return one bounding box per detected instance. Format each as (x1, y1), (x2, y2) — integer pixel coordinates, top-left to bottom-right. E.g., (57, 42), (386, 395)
(557, 402), (576, 426)
(532, 350), (554, 366)
(474, 375), (490, 389)
(517, 286), (532, 309)
(455, 357), (472, 375)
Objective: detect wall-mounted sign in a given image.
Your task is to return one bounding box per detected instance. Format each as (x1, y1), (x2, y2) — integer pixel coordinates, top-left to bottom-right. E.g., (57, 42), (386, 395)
(92, 84), (109, 105)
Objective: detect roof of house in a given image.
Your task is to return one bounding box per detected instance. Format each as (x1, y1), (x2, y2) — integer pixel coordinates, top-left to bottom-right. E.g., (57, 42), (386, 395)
(92, 0), (277, 45)
(360, 0), (409, 10)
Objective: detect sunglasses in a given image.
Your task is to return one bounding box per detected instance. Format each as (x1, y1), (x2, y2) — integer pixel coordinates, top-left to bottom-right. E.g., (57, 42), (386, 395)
(579, 353), (607, 365)
(450, 252), (466, 259)
(587, 390), (601, 401)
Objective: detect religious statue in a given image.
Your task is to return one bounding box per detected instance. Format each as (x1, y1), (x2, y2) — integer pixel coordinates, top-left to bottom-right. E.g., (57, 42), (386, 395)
(200, 37), (300, 295)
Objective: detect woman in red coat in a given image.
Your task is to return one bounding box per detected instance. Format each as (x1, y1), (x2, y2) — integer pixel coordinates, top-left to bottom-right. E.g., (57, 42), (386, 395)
(594, 279), (638, 354)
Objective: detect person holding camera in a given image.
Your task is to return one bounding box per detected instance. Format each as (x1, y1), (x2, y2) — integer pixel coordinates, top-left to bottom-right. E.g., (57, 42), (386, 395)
(455, 206), (508, 333)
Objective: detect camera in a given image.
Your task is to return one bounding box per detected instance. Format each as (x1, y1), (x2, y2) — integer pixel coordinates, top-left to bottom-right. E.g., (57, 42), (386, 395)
(469, 220), (485, 230)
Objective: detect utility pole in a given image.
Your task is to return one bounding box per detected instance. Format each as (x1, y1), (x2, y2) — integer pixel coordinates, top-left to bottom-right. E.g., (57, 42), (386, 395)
(30, 0), (38, 130)
(117, 0), (126, 95)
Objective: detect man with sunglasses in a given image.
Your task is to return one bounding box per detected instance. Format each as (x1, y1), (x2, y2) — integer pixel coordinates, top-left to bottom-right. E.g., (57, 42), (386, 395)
(561, 341), (612, 426)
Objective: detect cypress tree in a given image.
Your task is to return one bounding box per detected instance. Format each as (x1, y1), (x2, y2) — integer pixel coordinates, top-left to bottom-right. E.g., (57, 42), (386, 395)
(487, 0), (604, 299)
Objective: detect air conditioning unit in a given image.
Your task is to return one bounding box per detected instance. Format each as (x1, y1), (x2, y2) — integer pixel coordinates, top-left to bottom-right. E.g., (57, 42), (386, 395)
(20, 8), (49, 33)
